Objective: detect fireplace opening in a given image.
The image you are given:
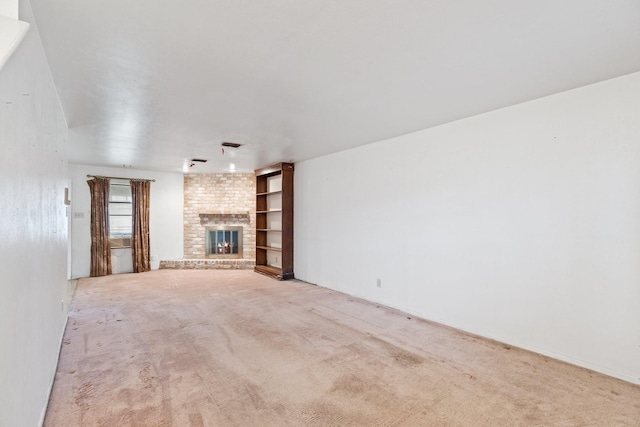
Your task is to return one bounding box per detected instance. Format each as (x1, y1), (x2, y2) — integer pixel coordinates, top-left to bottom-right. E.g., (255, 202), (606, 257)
(206, 226), (243, 258)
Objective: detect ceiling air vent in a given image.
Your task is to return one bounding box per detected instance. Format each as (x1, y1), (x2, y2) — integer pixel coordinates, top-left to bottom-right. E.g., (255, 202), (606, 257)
(191, 158), (207, 163)
(221, 142), (242, 148)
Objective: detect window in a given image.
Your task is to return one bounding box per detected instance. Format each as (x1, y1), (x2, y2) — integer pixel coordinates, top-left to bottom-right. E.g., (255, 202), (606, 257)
(109, 182), (132, 248)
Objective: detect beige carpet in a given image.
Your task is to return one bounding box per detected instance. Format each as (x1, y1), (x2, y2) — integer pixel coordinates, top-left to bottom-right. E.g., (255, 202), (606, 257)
(44, 270), (640, 426)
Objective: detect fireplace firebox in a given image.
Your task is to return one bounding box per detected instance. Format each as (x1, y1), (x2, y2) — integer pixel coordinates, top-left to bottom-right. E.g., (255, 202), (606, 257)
(205, 226), (243, 258)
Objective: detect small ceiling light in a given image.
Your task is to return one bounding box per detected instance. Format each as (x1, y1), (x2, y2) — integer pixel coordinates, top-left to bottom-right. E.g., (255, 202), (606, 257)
(229, 163), (236, 172)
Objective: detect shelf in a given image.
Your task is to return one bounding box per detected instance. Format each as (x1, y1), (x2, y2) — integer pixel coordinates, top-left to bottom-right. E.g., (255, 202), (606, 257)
(256, 190), (282, 196)
(255, 162), (294, 281)
(254, 264), (282, 277)
(256, 245), (282, 252)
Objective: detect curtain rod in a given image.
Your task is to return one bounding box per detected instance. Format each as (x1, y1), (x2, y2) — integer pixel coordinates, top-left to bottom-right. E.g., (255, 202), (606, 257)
(87, 174), (156, 182)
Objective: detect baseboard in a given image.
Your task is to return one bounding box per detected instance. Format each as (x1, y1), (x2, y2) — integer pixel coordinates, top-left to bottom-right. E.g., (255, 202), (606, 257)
(313, 285), (640, 387)
(494, 338), (640, 386)
(38, 313), (69, 427)
(408, 311), (640, 386)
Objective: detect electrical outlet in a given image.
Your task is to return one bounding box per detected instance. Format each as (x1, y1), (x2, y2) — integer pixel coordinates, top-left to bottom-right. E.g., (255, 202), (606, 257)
(376, 278), (382, 288)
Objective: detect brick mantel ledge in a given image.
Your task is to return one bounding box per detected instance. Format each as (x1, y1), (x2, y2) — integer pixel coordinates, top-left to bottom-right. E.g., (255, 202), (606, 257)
(198, 212), (251, 224)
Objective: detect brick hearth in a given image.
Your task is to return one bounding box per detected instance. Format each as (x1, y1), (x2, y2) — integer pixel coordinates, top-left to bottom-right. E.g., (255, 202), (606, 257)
(159, 259), (255, 270)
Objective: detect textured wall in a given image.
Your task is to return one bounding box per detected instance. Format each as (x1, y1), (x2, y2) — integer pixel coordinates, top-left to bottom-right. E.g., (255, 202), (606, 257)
(183, 174), (256, 260)
(295, 72), (640, 385)
(0, 1), (70, 425)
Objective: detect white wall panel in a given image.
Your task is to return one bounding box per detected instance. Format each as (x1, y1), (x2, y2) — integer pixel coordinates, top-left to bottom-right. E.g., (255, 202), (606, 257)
(0, 0), (69, 424)
(295, 72), (640, 384)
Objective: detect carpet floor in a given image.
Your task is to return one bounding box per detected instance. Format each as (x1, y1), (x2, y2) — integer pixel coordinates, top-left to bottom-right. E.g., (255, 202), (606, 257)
(44, 270), (640, 426)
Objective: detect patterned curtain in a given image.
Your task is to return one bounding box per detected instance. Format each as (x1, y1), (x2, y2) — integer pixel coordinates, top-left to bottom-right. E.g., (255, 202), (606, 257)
(130, 179), (151, 273)
(87, 177), (112, 277)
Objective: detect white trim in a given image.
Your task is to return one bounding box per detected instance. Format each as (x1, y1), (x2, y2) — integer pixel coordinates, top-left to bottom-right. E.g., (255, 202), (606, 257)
(326, 286), (640, 386)
(38, 314), (69, 426)
(0, 0), (19, 19)
(0, 14), (30, 70)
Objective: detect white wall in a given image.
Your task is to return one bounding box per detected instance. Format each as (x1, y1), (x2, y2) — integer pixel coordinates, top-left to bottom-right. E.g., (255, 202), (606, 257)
(0, 0), (69, 425)
(69, 165), (184, 278)
(295, 71), (640, 385)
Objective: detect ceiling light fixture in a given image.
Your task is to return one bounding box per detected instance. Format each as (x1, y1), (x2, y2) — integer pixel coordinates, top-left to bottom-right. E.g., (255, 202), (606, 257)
(229, 163), (236, 172)
(221, 142), (242, 148)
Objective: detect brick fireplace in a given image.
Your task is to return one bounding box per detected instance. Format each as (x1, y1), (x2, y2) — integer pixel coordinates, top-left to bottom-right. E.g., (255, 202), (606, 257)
(161, 173), (256, 270)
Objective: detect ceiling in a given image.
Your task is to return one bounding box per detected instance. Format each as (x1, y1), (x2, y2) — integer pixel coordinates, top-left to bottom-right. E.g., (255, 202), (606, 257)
(30, 0), (640, 174)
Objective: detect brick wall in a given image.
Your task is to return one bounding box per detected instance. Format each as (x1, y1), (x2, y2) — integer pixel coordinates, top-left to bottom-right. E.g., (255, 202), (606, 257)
(183, 173), (256, 260)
